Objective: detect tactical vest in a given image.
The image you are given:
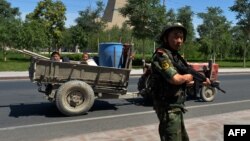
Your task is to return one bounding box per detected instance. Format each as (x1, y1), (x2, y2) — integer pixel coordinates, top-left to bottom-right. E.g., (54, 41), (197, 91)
(151, 47), (188, 107)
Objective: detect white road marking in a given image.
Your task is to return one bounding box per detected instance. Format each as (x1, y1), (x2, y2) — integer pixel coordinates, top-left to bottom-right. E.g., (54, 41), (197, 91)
(0, 99), (250, 131)
(187, 99), (250, 109)
(0, 111), (155, 131)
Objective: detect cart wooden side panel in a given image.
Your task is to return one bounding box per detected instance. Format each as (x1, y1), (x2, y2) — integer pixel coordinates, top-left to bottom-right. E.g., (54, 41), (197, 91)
(29, 59), (131, 94)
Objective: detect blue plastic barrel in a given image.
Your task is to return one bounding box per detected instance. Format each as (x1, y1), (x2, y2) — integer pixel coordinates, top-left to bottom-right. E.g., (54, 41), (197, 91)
(99, 42), (123, 68)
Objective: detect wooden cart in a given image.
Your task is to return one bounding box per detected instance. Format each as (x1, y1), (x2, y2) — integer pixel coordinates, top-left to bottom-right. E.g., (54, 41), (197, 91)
(29, 58), (131, 116)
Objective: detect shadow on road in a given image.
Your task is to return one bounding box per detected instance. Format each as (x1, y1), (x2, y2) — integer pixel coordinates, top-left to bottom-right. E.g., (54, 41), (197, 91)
(2, 99), (132, 117)
(125, 97), (154, 107)
(1, 97), (155, 118)
(90, 100), (118, 111)
(90, 98), (147, 111)
(7, 102), (63, 118)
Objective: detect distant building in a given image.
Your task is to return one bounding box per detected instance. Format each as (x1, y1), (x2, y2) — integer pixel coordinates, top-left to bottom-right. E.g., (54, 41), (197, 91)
(102, 0), (128, 29)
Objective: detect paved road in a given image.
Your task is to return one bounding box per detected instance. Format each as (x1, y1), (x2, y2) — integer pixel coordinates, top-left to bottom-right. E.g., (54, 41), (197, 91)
(0, 74), (250, 141)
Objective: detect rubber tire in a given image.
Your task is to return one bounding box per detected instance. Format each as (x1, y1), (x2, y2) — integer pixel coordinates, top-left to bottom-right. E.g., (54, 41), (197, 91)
(56, 80), (95, 116)
(200, 86), (216, 102)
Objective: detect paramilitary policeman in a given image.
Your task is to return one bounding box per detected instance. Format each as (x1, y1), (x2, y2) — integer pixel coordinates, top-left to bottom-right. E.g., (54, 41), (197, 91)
(151, 22), (211, 141)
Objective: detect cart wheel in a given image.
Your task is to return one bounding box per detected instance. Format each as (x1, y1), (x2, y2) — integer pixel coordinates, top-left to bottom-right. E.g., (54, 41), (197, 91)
(56, 80), (95, 116)
(200, 86), (216, 102)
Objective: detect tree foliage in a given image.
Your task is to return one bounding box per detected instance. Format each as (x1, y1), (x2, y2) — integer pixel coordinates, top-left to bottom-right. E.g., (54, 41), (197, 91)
(120, 0), (166, 40)
(75, 0), (106, 50)
(230, 0), (250, 36)
(176, 6), (196, 58)
(230, 0), (250, 67)
(230, 26), (248, 58)
(63, 26), (87, 51)
(17, 21), (49, 51)
(100, 24), (132, 43)
(120, 0), (166, 59)
(76, 1), (106, 33)
(197, 7), (231, 61)
(0, 0), (20, 19)
(0, 0), (21, 61)
(0, 0), (20, 46)
(177, 6), (195, 41)
(166, 8), (176, 22)
(26, 0), (66, 49)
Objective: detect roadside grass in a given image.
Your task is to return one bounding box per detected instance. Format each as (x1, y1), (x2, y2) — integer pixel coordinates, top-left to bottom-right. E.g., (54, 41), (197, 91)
(217, 61), (250, 68)
(0, 50), (250, 71)
(0, 51), (30, 71)
(0, 60), (30, 71)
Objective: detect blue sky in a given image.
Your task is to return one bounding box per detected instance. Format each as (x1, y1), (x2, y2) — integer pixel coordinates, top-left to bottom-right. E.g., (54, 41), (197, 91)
(7, 0), (237, 28)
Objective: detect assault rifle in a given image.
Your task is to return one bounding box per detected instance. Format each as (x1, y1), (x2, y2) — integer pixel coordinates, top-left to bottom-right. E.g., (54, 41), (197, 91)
(173, 60), (226, 94)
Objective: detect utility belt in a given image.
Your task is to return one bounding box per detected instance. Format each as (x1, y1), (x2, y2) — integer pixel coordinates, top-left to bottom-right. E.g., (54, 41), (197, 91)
(166, 104), (188, 113)
(167, 108), (182, 113)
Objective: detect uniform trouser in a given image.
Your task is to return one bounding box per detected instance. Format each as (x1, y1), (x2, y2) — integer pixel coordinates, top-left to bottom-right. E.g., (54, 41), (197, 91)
(156, 107), (189, 141)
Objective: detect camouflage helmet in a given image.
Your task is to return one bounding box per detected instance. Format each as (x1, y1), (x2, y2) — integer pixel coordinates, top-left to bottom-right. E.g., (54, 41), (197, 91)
(159, 22), (187, 43)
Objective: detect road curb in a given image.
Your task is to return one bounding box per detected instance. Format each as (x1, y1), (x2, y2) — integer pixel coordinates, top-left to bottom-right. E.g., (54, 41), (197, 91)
(1, 69), (250, 80)
(0, 76), (29, 80)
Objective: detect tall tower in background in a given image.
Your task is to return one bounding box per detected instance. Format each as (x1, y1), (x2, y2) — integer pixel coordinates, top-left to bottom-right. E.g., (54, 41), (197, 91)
(102, 0), (128, 29)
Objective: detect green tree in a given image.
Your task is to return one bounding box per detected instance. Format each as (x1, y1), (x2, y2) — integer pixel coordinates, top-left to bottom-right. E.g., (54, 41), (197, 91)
(177, 6), (195, 41)
(166, 8), (176, 22)
(100, 24), (132, 43)
(197, 7), (231, 61)
(0, 0), (20, 19)
(230, 26), (248, 60)
(70, 25), (88, 50)
(59, 28), (72, 51)
(17, 21), (49, 51)
(120, 0), (166, 59)
(0, 0), (20, 61)
(119, 23), (133, 43)
(103, 26), (122, 42)
(26, 0), (66, 51)
(230, 0), (250, 67)
(75, 1), (106, 51)
(176, 6), (195, 58)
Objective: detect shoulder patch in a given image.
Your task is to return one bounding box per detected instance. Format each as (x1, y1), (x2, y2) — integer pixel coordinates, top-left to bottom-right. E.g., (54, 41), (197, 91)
(161, 60), (170, 70)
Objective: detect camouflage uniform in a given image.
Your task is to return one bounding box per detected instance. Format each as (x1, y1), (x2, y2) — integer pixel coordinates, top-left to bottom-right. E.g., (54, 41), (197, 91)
(151, 47), (189, 141)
